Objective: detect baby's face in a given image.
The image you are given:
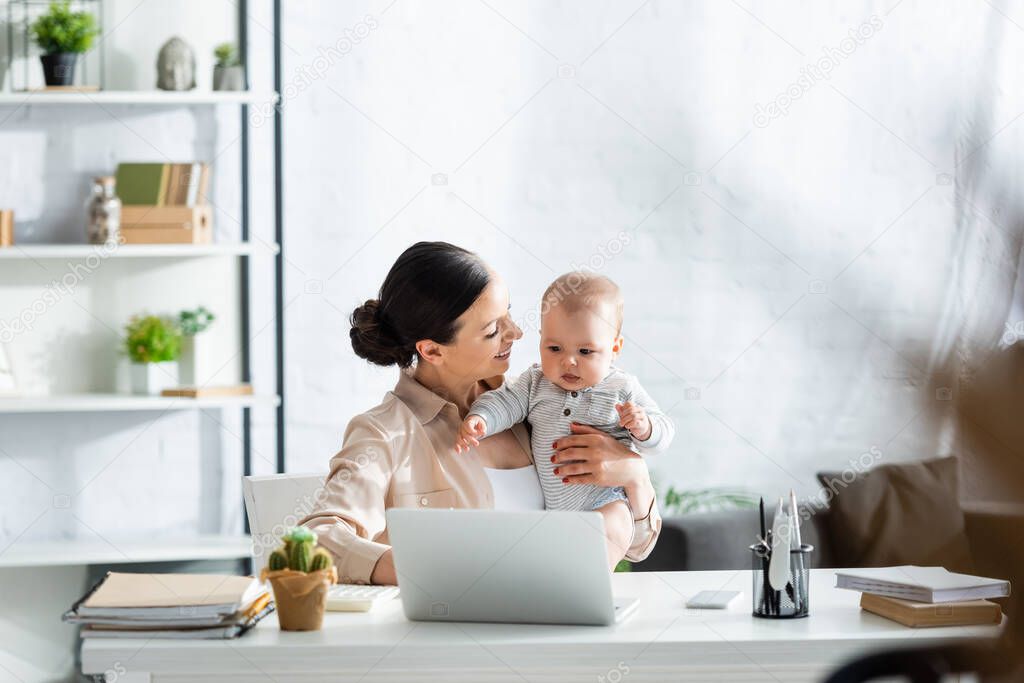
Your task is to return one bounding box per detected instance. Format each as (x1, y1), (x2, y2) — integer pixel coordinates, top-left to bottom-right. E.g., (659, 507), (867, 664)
(539, 303), (622, 391)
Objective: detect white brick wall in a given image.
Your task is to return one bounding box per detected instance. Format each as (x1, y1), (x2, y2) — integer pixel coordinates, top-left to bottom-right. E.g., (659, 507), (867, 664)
(2, 0), (1021, 552)
(4, 3), (1022, 680)
(280, 0), (1023, 502)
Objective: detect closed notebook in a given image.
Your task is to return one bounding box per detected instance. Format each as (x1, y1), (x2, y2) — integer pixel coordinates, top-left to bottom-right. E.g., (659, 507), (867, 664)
(860, 593), (1002, 628)
(836, 566), (1011, 603)
(79, 599), (275, 640)
(115, 163), (169, 205)
(67, 593), (272, 628)
(184, 162), (205, 206)
(73, 572), (266, 619)
(167, 163), (202, 205)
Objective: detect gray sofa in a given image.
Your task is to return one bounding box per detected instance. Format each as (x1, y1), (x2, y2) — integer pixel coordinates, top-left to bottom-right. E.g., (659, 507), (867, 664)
(634, 502), (1024, 608)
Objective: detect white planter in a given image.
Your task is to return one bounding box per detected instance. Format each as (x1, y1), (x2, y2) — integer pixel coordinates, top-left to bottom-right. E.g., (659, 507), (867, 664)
(178, 335), (212, 386)
(213, 65), (245, 91)
(130, 361), (179, 395)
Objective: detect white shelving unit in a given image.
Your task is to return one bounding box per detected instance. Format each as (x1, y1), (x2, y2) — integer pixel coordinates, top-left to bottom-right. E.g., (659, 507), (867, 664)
(0, 535), (253, 568)
(0, 242), (279, 259)
(0, 90), (277, 106)
(0, 393), (280, 414)
(0, 80), (283, 568)
(0, 9), (285, 680)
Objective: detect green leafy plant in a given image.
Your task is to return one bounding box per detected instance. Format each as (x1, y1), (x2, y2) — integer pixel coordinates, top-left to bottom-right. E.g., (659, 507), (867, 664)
(30, 1), (99, 55)
(268, 527), (334, 573)
(123, 315), (181, 364)
(179, 306), (215, 336)
(662, 486), (758, 516)
(213, 42), (240, 68)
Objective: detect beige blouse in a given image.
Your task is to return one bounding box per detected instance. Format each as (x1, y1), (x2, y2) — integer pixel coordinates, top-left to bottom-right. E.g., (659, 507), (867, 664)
(299, 370), (662, 584)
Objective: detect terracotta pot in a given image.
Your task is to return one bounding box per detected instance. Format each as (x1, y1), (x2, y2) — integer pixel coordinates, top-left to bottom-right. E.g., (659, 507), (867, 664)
(261, 566), (337, 631)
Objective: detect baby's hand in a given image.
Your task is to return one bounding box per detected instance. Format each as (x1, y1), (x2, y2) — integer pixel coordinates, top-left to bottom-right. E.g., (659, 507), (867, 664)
(455, 415), (487, 454)
(616, 402), (652, 441)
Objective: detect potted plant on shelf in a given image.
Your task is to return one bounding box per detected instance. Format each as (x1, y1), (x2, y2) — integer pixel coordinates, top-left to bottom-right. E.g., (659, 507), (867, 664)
(178, 306), (215, 386)
(212, 42), (244, 91)
(123, 314), (181, 395)
(261, 527), (337, 631)
(30, 1), (100, 88)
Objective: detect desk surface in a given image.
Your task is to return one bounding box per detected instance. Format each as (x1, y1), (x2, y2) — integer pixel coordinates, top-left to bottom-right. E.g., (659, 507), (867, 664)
(81, 569), (1003, 683)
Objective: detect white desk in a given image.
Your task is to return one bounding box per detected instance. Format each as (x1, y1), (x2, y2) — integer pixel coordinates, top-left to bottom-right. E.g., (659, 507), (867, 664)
(81, 570), (1003, 682)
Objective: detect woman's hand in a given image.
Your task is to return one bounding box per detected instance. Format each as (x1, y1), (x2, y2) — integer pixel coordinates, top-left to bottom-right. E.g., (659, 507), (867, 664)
(551, 423), (656, 519)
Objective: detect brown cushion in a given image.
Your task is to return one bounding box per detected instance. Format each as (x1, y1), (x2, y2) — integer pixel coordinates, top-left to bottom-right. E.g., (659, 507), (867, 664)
(817, 456), (974, 572)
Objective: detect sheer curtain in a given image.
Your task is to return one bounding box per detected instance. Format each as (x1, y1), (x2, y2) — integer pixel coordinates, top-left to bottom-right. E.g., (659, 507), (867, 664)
(928, 2), (1024, 501)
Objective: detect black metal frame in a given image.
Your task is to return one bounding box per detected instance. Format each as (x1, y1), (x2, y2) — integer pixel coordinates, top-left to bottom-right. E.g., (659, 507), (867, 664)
(239, 0), (285, 533)
(273, 0), (285, 477)
(239, 0), (253, 533)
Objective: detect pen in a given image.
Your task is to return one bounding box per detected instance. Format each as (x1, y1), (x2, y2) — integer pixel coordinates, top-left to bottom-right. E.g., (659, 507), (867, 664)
(789, 489), (803, 612)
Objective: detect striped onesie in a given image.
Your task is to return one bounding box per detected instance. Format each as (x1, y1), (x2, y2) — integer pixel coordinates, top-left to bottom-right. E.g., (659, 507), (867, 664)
(469, 364), (674, 512)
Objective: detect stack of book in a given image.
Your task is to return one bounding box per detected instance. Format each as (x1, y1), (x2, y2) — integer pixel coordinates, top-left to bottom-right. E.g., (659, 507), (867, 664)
(115, 162), (212, 244)
(63, 571), (273, 639)
(836, 566), (1010, 628)
(115, 162), (210, 208)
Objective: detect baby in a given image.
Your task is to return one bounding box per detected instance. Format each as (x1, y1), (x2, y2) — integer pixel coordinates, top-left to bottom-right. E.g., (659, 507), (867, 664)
(456, 271), (674, 568)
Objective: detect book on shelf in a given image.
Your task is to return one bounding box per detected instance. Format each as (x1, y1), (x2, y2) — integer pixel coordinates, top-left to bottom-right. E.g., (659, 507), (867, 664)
(64, 571), (272, 640)
(161, 384), (254, 398)
(835, 566), (1011, 603)
(860, 593), (1003, 628)
(115, 163), (169, 205)
(115, 162), (210, 208)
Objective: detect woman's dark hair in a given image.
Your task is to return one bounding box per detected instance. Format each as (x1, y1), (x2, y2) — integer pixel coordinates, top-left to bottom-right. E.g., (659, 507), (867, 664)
(350, 241), (491, 368)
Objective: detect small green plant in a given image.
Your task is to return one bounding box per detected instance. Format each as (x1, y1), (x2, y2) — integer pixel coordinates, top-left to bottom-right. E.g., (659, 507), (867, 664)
(31, 1), (99, 55)
(123, 315), (181, 364)
(268, 527), (334, 573)
(213, 42), (240, 68)
(178, 306), (215, 336)
(662, 486), (758, 515)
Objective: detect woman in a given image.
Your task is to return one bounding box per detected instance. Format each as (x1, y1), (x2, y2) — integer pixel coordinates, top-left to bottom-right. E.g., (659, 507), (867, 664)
(299, 242), (661, 585)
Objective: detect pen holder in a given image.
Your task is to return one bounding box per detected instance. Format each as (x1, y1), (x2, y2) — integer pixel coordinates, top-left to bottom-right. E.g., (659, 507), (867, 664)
(750, 543), (813, 619)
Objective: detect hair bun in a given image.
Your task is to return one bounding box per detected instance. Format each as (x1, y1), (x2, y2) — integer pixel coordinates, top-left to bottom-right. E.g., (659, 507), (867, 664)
(349, 299), (414, 367)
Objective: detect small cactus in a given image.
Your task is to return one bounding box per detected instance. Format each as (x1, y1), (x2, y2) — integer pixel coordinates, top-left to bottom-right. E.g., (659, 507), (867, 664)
(268, 549), (289, 571)
(310, 548), (333, 572)
(289, 538), (312, 572)
(266, 526), (333, 574)
(284, 527), (316, 544)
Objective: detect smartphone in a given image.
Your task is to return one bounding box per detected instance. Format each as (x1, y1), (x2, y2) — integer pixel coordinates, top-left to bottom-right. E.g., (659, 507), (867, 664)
(685, 590), (741, 609)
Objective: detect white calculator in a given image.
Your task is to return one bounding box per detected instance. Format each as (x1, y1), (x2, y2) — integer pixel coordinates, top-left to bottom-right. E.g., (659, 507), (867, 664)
(326, 584), (400, 612)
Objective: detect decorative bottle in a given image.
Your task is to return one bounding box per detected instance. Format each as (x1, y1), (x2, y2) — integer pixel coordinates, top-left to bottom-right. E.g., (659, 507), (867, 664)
(86, 176), (122, 245)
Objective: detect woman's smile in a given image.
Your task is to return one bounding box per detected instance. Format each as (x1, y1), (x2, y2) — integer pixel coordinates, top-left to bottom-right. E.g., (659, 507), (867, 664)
(494, 346), (512, 360)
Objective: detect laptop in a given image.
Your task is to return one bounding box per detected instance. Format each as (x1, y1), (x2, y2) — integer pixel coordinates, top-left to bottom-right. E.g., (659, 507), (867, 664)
(386, 508), (639, 626)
